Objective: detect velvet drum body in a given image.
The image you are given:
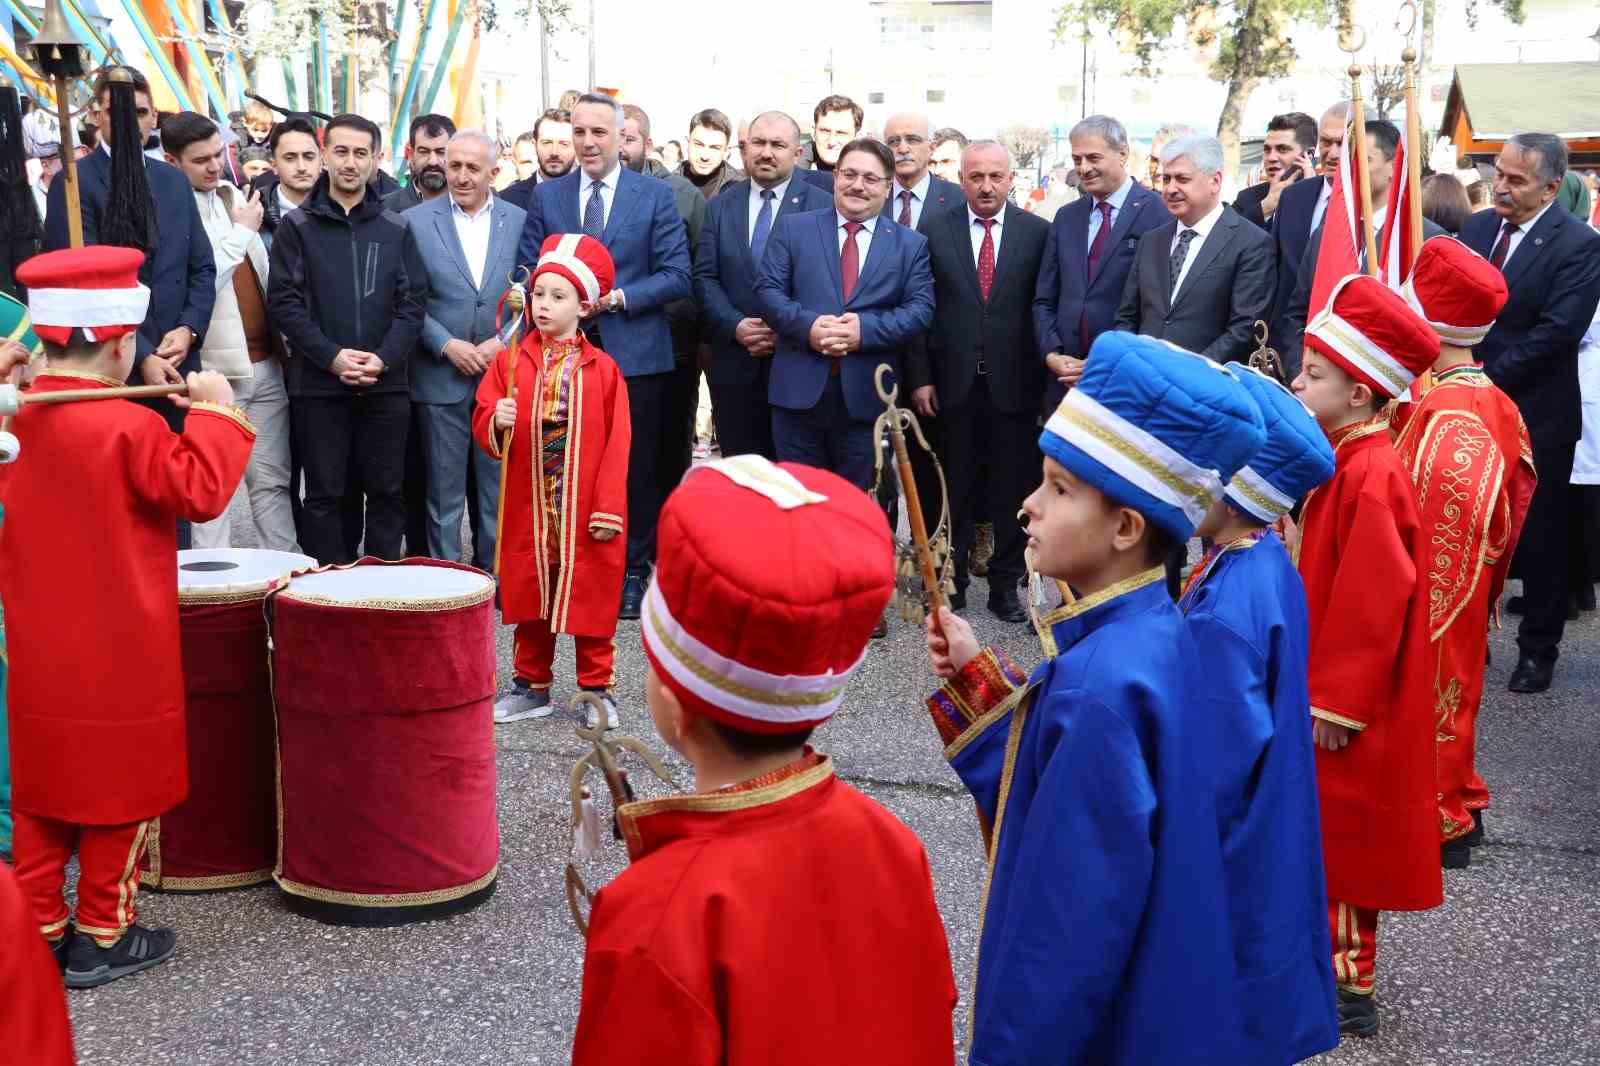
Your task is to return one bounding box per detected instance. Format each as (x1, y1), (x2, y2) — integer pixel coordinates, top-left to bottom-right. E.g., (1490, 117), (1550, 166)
(270, 558), (500, 925)
(144, 549), (316, 891)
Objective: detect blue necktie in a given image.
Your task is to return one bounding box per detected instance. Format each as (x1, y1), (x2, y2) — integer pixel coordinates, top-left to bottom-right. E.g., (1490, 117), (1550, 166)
(583, 179), (606, 238)
(750, 188), (776, 264)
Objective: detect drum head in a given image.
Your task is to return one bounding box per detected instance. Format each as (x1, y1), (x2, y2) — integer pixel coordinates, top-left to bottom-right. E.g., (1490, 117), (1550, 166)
(178, 549), (317, 602)
(280, 563), (495, 610)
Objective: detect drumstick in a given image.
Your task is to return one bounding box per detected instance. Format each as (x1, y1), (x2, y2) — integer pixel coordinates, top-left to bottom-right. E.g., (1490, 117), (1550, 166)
(0, 381), (186, 413)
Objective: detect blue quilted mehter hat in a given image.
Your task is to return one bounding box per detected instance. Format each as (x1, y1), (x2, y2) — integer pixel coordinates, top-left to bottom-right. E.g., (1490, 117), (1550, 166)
(1038, 332), (1266, 541)
(1222, 365), (1336, 521)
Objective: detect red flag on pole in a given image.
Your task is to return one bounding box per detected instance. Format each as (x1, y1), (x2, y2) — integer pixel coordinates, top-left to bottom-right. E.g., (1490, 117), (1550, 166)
(1378, 123), (1416, 287)
(1307, 125), (1363, 322)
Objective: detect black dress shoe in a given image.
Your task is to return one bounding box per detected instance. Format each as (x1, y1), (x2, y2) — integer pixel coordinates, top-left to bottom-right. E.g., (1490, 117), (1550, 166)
(1441, 839), (1472, 869)
(618, 573), (646, 621)
(947, 589), (968, 612)
(1505, 595), (1525, 615)
(870, 613), (887, 640)
(1461, 809), (1485, 848)
(1507, 653), (1553, 694)
(1578, 584), (1597, 612)
(1337, 988), (1379, 1039)
(988, 590), (1029, 624)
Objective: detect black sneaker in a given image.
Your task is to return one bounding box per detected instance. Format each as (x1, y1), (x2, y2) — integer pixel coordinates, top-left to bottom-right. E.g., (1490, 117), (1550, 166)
(64, 924), (177, 989)
(1441, 839), (1472, 869)
(1461, 809), (1486, 848)
(49, 926), (73, 972)
(1337, 988), (1379, 1038)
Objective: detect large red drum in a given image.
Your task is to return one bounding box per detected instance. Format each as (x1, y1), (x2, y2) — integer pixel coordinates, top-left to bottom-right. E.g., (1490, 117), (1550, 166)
(271, 558), (499, 925)
(143, 548), (314, 892)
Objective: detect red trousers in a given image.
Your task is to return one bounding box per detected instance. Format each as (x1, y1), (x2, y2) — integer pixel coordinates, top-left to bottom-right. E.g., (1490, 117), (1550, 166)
(513, 619), (614, 691)
(1436, 636), (1492, 842)
(13, 812), (149, 946)
(1329, 900), (1379, 994)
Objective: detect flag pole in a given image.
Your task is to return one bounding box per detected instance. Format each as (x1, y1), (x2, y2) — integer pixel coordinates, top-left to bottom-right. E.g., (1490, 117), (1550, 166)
(1400, 1), (1423, 269)
(1344, 30), (1379, 276)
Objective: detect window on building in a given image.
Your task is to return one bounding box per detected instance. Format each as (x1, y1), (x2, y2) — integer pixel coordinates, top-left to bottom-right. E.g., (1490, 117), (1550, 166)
(868, 92), (886, 104)
(926, 89), (946, 103)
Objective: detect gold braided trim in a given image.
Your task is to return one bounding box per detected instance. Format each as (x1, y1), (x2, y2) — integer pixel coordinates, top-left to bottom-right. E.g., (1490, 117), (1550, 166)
(1228, 472), (1291, 521)
(1050, 405), (1215, 516)
(191, 400), (257, 435)
(39, 915), (71, 937)
(1311, 705), (1368, 731)
(35, 368), (125, 387)
(589, 511), (623, 530)
(178, 584), (278, 606)
(279, 584), (494, 612)
(645, 595), (847, 708)
(943, 682), (1033, 763)
(1330, 413), (1391, 452)
(274, 864), (499, 907)
(550, 373), (584, 633)
(619, 756), (835, 855)
(1310, 315), (1413, 396)
(154, 868), (274, 891)
(1037, 565), (1165, 629)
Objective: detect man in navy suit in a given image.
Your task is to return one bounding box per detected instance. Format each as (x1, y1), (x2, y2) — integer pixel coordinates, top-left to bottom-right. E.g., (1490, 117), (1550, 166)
(695, 111), (832, 460)
(1032, 115), (1168, 410)
(1462, 133), (1600, 693)
(882, 113), (962, 233)
(1267, 101), (1350, 350)
(755, 138), (934, 490)
(46, 66), (215, 421)
(518, 92), (692, 618)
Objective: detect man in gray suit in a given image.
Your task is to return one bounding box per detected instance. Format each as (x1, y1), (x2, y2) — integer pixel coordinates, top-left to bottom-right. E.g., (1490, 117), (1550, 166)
(407, 130), (526, 567)
(1114, 134), (1274, 364)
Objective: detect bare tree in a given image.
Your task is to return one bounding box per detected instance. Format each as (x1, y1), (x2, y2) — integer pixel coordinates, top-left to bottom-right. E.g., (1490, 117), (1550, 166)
(998, 124), (1052, 170)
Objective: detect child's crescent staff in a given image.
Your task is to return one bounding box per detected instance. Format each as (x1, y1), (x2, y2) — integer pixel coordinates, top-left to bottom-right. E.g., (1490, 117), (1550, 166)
(492, 269), (531, 576)
(873, 363), (948, 626)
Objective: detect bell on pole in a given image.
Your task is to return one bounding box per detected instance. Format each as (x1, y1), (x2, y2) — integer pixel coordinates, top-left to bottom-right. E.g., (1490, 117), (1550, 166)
(27, 0), (88, 80)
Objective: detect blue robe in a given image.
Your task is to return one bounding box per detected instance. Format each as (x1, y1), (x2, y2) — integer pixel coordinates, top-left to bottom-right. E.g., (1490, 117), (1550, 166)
(929, 566), (1242, 1065)
(1180, 532), (1339, 1064)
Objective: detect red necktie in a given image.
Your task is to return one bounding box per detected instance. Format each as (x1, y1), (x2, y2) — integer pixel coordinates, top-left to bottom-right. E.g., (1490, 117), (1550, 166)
(841, 220), (863, 301)
(977, 218), (996, 301)
(898, 190), (913, 227)
(1078, 200), (1114, 353)
(1489, 221), (1517, 271)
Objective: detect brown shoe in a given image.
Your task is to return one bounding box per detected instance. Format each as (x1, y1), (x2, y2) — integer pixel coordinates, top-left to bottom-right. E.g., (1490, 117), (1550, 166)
(969, 523), (994, 578)
(870, 613), (888, 640)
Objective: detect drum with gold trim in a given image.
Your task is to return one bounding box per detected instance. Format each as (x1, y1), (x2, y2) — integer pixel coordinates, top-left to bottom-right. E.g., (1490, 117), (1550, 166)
(270, 558), (499, 925)
(144, 548), (315, 891)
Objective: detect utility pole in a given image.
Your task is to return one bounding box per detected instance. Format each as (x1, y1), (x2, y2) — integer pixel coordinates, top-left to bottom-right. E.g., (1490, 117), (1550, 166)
(586, 0), (596, 90)
(539, 6), (551, 110)
(1080, 13), (1089, 118)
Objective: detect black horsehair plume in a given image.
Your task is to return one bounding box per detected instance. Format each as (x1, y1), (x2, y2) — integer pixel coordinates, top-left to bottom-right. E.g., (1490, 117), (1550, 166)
(0, 85), (42, 245)
(99, 76), (156, 254)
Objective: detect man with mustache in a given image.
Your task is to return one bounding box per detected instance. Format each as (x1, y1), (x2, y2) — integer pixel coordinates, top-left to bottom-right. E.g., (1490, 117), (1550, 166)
(383, 113), (456, 213)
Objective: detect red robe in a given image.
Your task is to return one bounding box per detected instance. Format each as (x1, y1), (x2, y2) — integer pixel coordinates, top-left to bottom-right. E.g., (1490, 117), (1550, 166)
(1297, 415), (1443, 912)
(472, 335), (629, 638)
(1393, 364), (1536, 839)
(0, 861), (74, 1064)
(572, 753), (957, 1065)
(0, 371), (253, 825)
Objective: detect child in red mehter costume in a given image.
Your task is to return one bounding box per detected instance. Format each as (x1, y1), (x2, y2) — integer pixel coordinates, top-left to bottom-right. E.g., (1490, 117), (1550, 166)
(474, 233), (630, 730)
(1289, 272), (1444, 1039)
(0, 246), (252, 988)
(572, 455), (956, 1065)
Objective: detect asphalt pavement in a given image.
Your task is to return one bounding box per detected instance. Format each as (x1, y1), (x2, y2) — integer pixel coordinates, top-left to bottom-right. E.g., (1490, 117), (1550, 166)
(59, 525), (1600, 1064)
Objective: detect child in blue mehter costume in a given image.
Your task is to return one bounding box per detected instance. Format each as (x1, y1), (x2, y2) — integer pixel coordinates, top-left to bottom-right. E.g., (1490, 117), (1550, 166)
(1179, 364), (1341, 1063)
(923, 332), (1265, 1066)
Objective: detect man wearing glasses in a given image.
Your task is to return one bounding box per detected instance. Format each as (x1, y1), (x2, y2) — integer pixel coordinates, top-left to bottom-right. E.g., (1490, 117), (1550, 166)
(882, 113), (962, 235)
(755, 138), (934, 491)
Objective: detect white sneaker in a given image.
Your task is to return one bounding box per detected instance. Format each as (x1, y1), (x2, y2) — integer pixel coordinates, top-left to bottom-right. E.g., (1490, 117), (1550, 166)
(493, 687), (553, 723)
(582, 692), (620, 731)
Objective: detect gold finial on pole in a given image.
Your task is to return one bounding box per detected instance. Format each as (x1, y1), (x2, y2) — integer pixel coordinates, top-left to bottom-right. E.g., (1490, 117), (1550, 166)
(1341, 27), (1380, 277)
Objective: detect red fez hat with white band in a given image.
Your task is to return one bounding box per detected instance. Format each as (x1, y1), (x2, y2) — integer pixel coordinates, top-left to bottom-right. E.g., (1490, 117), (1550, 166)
(1400, 236), (1507, 347)
(532, 233), (614, 305)
(641, 456), (893, 735)
(16, 246), (149, 347)
(1305, 273), (1439, 400)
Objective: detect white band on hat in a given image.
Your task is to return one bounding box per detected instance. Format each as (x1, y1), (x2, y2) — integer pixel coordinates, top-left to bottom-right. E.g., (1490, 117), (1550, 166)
(1226, 464), (1296, 522)
(536, 234), (601, 304)
(1399, 276), (1493, 347)
(641, 580), (866, 726)
(1044, 389), (1225, 527)
(28, 284), (151, 328)
(703, 455), (827, 509)
(1306, 277), (1415, 398)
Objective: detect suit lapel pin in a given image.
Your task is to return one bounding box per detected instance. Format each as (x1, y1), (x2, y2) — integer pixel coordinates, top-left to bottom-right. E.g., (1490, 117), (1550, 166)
(791, 197), (800, 204)
(1534, 237), (1544, 246)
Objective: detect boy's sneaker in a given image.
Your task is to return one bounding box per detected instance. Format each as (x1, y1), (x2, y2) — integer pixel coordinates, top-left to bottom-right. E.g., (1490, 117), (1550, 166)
(493, 685), (553, 723)
(582, 689), (620, 731)
(1337, 988), (1379, 1039)
(64, 924), (176, 989)
(1441, 838), (1472, 869)
(49, 926), (73, 972)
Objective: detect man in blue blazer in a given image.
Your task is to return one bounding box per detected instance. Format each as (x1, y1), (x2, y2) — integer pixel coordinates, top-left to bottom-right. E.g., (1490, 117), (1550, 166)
(407, 132), (526, 570)
(46, 67), (215, 427)
(1032, 115), (1168, 410)
(1462, 133), (1600, 693)
(755, 139), (934, 490)
(517, 92), (692, 616)
(696, 111), (832, 460)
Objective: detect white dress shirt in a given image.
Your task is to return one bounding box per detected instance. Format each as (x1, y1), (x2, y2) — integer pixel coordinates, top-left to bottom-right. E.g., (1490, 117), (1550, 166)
(891, 172), (931, 230)
(1086, 175), (1135, 250)
(836, 211), (877, 265)
(578, 162), (621, 231)
(967, 206), (1004, 265)
(452, 195), (495, 290)
(748, 177), (792, 243)
(1168, 201), (1226, 296)
(1310, 178), (1334, 235)
(1499, 199), (1556, 267)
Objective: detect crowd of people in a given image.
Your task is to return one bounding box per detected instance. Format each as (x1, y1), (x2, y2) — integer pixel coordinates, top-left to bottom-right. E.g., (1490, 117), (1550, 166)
(0, 58), (1598, 1065)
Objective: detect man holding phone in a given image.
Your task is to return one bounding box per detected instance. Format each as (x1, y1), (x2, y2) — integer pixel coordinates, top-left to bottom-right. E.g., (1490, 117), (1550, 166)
(1234, 112), (1318, 230)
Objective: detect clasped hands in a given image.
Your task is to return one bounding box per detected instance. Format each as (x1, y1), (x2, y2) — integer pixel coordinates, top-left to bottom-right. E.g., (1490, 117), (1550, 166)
(443, 337), (505, 377)
(331, 349), (385, 387)
(808, 313), (861, 358)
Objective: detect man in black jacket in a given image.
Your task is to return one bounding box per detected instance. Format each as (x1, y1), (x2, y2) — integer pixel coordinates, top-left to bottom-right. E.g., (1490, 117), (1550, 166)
(1232, 111), (1317, 230)
(906, 141), (1049, 622)
(267, 113), (427, 564)
(255, 116), (323, 250)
